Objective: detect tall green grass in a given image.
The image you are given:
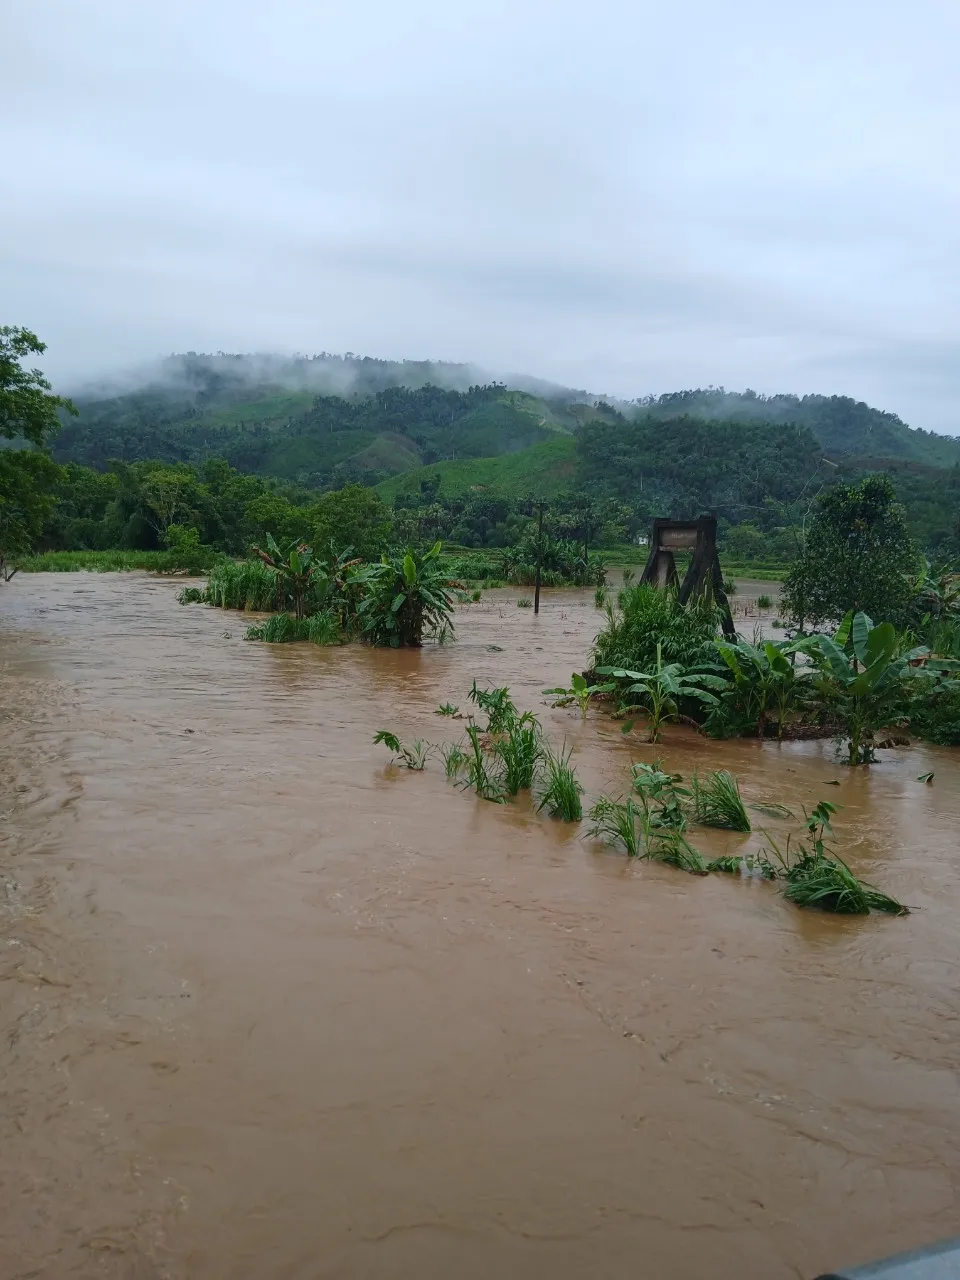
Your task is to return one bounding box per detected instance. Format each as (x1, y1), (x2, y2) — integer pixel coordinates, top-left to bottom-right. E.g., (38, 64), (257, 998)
(244, 611), (340, 645)
(207, 560), (281, 611)
(587, 795), (644, 855)
(536, 744), (583, 821)
(592, 583), (720, 673)
(18, 550), (171, 572)
(648, 829), (709, 875)
(691, 770), (751, 831)
(781, 856), (906, 914)
(494, 715), (543, 794)
(461, 725), (506, 802)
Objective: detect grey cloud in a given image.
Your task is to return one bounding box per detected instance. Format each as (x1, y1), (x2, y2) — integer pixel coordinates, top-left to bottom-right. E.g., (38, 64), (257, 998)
(2, 0), (959, 432)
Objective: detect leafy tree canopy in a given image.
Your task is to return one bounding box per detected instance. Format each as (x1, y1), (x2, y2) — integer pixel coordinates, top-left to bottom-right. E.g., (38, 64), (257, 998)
(0, 326), (76, 447)
(782, 475), (919, 626)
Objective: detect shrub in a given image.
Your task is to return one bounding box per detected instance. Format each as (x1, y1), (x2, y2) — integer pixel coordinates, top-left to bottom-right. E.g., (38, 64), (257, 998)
(910, 685), (960, 745)
(757, 594), (773, 609)
(517, 597), (532, 608)
(592, 583), (720, 674)
(163, 524), (221, 574)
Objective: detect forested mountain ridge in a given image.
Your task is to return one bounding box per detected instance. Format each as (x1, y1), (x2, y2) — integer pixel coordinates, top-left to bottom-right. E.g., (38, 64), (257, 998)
(53, 357), (613, 489)
(55, 356), (960, 485)
(45, 353), (960, 554)
(636, 389), (960, 466)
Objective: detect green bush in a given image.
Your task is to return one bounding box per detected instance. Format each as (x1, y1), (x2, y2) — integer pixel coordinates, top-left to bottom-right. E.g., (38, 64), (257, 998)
(162, 524), (221, 573)
(910, 686), (960, 745)
(592, 584), (720, 674)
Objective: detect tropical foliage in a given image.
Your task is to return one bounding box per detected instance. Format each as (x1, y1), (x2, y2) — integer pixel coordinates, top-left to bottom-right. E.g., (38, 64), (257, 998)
(354, 542), (456, 647)
(0, 326), (76, 578)
(592, 583), (720, 674)
(597, 644), (726, 742)
(782, 475), (919, 627)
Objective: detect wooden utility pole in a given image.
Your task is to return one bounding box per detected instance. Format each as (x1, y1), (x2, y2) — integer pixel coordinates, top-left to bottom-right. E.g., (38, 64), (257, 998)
(533, 499), (547, 615)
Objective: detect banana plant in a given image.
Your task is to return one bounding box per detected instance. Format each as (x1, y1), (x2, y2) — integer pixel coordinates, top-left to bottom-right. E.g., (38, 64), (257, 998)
(252, 533), (326, 619)
(714, 637), (809, 740)
(811, 611), (930, 764)
(355, 541), (455, 647)
(596, 644), (726, 742)
(542, 672), (616, 719)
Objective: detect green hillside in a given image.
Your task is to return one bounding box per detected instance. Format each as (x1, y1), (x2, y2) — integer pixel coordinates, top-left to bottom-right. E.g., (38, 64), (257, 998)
(42, 351), (960, 556)
(55, 380), (580, 487)
(640, 389), (960, 466)
(376, 435), (578, 502)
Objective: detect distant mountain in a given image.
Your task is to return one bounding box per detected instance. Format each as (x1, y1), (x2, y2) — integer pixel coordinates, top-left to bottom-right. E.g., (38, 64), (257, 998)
(52, 355), (960, 522)
(636, 389), (960, 466)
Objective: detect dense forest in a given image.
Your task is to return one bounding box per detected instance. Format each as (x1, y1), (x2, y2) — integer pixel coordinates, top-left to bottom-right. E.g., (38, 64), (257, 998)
(5, 347), (958, 567)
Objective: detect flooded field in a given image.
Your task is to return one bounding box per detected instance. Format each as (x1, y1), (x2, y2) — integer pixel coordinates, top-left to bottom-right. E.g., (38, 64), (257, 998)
(2, 573), (959, 1280)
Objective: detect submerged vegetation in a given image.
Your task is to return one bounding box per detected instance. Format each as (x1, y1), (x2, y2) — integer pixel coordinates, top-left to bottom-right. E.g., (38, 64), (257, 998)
(372, 730), (429, 770)
(590, 576), (960, 758)
(762, 803), (908, 915)
(371, 673), (906, 917)
(691, 770), (751, 831)
(537, 744), (584, 821)
(179, 536), (457, 648)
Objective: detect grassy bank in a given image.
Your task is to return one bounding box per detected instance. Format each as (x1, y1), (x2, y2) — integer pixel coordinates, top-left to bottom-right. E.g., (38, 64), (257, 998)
(17, 550), (173, 573)
(599, 546), (787, 582)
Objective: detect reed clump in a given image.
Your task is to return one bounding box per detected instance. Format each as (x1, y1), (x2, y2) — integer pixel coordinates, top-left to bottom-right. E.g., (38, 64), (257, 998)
(537, 744), (583, 821)
(243, 611), (340, 645)
(691, 770), (751, 831)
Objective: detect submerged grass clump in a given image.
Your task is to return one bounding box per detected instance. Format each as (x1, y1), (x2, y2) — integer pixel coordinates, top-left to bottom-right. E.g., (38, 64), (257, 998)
(781, 856), (906, 914)
(207, 559), (281, 611)
(691, 770), (751, 831)
(244, 611), (340, 644)
(648, 828), (709, 875)
(440, 741), (469, 777)
(461, 724), (506, 802)
(373, 730), (429, 770)
(761, 802), (908, 915)
(536, 744), (583, 821)
(587, 795), (643, 856)
(494, 715), (543, 795)
(468, 681), (517, 734)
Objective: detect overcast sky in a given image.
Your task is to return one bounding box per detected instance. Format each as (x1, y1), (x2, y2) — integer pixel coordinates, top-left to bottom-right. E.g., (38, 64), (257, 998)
(3, 0), (959, 430)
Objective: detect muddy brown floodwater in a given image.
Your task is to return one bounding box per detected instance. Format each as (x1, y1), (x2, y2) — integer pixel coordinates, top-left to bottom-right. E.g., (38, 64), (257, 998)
(2, 574), (960, 1280)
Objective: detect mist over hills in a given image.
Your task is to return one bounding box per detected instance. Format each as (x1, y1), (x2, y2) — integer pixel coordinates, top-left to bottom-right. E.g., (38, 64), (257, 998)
(25, 348), (955, 555)
(54, 350), (960, 491)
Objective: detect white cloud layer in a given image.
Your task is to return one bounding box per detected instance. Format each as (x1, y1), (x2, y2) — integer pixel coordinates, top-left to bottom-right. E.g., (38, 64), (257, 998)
(3, 0), (959, 429)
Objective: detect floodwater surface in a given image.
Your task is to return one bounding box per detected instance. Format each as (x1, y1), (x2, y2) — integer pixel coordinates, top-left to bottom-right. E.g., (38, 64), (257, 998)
(2, 574), (959, 1280)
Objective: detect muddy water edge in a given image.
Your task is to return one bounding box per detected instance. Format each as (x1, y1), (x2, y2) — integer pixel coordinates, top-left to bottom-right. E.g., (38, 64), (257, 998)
(2, 572), (959, 1280)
